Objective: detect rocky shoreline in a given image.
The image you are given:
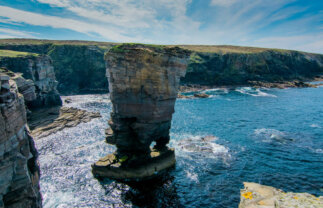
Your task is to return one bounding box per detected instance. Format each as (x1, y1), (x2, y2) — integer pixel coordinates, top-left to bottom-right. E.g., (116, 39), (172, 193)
(179, 76), (323, 92)
(239, 182), (322, 208)
(29, 106), (101, 138)
(0, 40), (322, 207)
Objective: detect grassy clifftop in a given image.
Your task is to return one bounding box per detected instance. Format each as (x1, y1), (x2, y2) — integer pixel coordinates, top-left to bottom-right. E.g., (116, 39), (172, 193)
(0, 39), (322, 92)
(0, 49), (39, 58)
(175, 45), (291, 54)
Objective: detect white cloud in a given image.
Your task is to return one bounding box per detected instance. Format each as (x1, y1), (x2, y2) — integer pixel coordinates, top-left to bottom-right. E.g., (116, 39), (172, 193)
(0, 1), (200, 43)
(0, 0), (322, 53)
(0, 5), (136, 42)
(0, 28), (37, 38)
(252, 34), (323, 54)
(35, 0), (200, 42)
(210, 0), (238, 7)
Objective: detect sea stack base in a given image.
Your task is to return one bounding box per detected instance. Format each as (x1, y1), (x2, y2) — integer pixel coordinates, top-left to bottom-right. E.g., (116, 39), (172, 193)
(92, 148), (175, 181)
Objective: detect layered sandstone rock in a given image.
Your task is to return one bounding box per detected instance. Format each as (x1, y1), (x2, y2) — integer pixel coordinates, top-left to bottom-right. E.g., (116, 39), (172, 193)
(0, 68), (37, 104)
(0, 55), (61, 108)
(0, 74), (41, 207)
(92, 44), (190, 180)
(30, 107), (101, 138)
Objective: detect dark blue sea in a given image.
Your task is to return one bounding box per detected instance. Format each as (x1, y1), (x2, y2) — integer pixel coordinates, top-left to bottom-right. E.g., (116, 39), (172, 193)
(36, 85), (323, 208)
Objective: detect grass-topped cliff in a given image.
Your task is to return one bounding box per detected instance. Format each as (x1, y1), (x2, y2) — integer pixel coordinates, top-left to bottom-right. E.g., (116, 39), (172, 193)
(0, 39), (322, 93)
(0, 49), (39, 57)
(0, 39), (114, 94)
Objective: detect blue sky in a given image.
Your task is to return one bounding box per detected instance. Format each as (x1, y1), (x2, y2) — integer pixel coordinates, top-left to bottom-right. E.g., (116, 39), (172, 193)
(0, 0), (322, 53)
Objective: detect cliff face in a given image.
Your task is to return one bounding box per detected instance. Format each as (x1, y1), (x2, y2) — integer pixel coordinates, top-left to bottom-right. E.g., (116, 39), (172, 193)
(0, 74), (42, 208)
(0, 68), (37, 104)
(0, 41), (112, 94)
(92, 44), (190, 180)
(0, 55), (61, 108)
(182, 50), (323, 86)
(47, 45), (109, 94)
(0, 40), (322, 92)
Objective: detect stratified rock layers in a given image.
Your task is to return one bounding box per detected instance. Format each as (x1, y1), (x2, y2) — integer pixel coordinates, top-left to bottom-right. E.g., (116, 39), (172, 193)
(0, 55), (61, 108)
(0, 74), (42, 207)
(92, 44), (190, 180)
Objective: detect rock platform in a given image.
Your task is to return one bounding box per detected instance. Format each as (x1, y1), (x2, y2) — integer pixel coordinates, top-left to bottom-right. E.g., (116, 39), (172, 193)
(92, 148), (175, 181)
(239, 182), (322, 208)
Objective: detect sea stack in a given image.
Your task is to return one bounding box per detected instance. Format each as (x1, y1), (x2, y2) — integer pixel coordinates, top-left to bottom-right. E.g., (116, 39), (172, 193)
(92, 44), (190, 180)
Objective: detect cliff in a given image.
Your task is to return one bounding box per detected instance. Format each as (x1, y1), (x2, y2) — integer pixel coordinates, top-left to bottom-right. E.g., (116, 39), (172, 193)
(0, 39), (322, 92)
(0, 73), (42, 207)
(181, 46), (323, 86)
(47, 45), (109, 94)
(0, 52), (61, 108)
(0, 40), (114, 94)
(92, 44), (190, 180)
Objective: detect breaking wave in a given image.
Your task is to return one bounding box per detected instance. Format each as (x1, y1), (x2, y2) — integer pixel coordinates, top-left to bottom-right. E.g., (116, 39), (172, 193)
(235, 87), (277, 97)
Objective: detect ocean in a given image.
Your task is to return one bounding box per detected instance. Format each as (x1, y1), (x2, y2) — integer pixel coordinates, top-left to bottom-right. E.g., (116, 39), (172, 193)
(36, 85), (323, 207)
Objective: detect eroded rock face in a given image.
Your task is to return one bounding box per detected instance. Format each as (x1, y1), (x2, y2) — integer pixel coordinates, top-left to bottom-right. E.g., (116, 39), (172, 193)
(0, 55), (62, 108)
(0, 74), (42, 208)
(105, 44), (190, 155)
(0, 68), (37, 104)
(92, 44), (190, 180)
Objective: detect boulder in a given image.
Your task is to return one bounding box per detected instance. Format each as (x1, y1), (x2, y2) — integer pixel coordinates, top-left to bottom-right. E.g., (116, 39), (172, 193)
(193, 93), (210, 98)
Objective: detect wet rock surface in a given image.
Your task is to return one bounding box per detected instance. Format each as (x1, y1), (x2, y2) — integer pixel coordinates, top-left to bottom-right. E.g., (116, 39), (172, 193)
(193, 93), (210, 98)
(30, 107), (101, 138)
(0, 73), (42, 208)
(92, 44), (190, 180)
(239, 182), (322, 208)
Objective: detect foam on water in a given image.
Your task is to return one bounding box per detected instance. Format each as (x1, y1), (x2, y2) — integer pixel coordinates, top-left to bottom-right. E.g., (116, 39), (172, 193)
(201, 88), (229, 95)
(235, 87), (277, 97)
(253, 128), (294, 143)
(36, 85), (323, 207)
(310, 124), (321, 128)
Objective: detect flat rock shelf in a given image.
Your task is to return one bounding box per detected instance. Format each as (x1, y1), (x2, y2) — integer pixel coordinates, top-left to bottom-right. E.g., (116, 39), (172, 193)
(92, 148), (175, 181)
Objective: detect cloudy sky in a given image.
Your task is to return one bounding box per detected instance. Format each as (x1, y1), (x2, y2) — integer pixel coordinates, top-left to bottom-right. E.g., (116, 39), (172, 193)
(0, 0), (322, 53)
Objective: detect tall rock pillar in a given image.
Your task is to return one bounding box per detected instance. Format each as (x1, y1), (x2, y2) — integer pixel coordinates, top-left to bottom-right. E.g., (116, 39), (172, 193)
(92, 44), (190, 180)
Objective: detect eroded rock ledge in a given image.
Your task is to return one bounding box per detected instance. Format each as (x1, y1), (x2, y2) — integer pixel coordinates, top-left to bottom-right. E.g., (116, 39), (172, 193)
(92, 44), (190, 180)
(0, 74), (41, 207)
(239, 182), (322, 208)
(29, 107), (101, 138)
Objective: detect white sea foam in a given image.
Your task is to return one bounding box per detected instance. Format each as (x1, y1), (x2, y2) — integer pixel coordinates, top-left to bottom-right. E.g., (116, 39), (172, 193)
(235, 87), (277, 97)
(202, 88), (229, 94)
(310, 124), (321, 128)
(315, 149), (323, 154)
(254, 128), (294, 143)
(172, 134), (230, 160)
(185, 170), (199, 183)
